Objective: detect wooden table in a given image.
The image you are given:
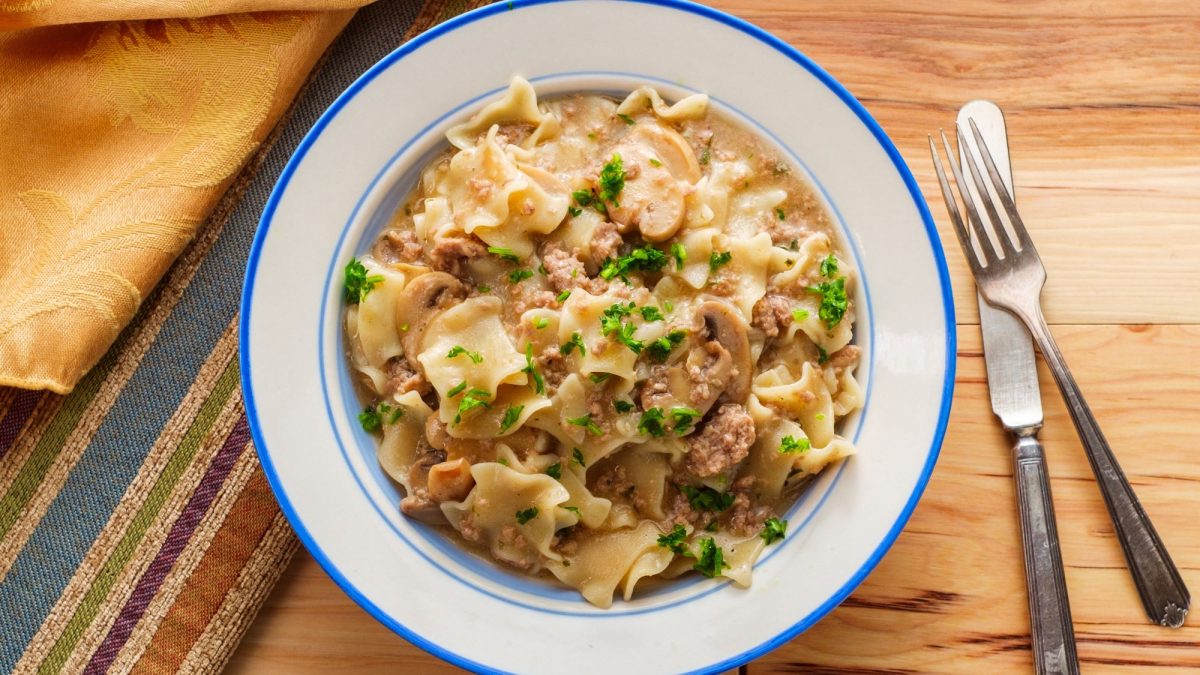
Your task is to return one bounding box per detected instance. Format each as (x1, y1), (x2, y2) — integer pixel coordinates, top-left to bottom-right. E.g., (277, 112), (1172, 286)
(228, 1), (1200, 671)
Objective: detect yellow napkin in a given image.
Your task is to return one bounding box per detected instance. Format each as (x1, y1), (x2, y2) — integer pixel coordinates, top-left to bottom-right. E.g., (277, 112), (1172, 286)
(0, 0), (374, 393)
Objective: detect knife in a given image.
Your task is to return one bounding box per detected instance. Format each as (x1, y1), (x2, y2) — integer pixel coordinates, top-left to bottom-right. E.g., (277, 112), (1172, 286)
(959, 101), (1080, 675)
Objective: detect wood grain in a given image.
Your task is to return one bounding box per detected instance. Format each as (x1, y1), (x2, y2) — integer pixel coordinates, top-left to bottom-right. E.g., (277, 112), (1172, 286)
(228, 0), (1200, 672)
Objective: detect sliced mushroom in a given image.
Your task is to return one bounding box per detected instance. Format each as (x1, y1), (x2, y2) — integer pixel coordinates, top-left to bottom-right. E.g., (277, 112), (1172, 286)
(427, 458), (475, 503)
(632, 124), (701, 183)
(695, 301), (752, 404)
(394, 271), (466, 369)
(605, 123), (700, 242)
(400, 446), (449, 523)
(639, 338), (732, 417)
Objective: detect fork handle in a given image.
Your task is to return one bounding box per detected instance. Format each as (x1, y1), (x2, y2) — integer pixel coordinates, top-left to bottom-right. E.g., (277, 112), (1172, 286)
(1021, 305), (1191, 627)
(1013, 432), (1080, 675)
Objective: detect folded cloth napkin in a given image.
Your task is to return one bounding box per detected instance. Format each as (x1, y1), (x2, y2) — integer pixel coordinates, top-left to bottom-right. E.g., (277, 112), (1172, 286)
(0, 1), (487, 672)
(0, 0), (371, 393)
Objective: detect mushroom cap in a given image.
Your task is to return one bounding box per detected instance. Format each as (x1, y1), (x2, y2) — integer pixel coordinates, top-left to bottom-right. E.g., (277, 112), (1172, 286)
(394, 271), (467, 368)
(605, 145), (686, 242)
(695, 301), (752, 404)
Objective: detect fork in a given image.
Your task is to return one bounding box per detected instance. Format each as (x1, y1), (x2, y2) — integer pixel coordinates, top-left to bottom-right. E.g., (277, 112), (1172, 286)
(929, 120), (1190, 628)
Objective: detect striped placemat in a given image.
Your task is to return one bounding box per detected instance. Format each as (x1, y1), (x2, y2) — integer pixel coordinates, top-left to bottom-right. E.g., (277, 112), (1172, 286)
(0, 0), (486, 671)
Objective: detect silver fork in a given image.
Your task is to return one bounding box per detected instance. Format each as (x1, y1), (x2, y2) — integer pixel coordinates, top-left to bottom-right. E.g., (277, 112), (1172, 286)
(929, 120), (1190, 629)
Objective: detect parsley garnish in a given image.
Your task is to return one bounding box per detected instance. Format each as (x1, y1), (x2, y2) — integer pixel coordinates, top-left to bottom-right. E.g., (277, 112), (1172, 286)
(775, 207), (786, 220)
(572, 189), (596, 208)
(571, 447), (586, 468)
(358, 405), (382, 433)
(446, 346), (483, 364)
(567, 206), (582, 217)
(639, 306), (664, 322)
(780, 435), (811, 454)
(806, 277), (848, 328)
(693, 537), (729, 578)
(454, 388), (492, 424)
(477, 285), (490, 293)
(447, 381), (467, 397)
(647, 329), (687, 363)
(599, 245), (668, 283)
(567, 414), (603, 436)
(508, 268), (534, 284)
(546, 462), (562, 479)
(560, 332), (586, 357)
(588, 372), (611, 384)
(791, 308), (809, 322)
(522, 343), (544, 395)
(708, 250), (732, 273)
(556, 290), (571, 303)
(487, 246), (521, 263)
(657, 524), (689, 554)
(670, 242), (687, 270)
(648, 157), (663, 167)
(638, 407), (666, 437)
(816, 344), (829, 365)
(699, 142), (712, 166)
(761, 517), (787, 545)
(563, 505), (580, 515)
(343, 259), (383, 304)
(671, 407), (701, 435)
(613, 400), (634, 413)
(599, 302), (643, 354)
(533, 316), (550, 329)
(598, 153), (625, 206)
(499, 405), (524, 434)
(617, 113), (635, 125)
(515, 507), (539, 525)
(680, 485), (735, 512)
(819, 254), (839, 278)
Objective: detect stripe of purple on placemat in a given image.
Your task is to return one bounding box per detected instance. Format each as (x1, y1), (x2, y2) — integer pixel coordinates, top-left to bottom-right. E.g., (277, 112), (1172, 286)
(0, 390), (44, 460)
(81, 414), (251, 674)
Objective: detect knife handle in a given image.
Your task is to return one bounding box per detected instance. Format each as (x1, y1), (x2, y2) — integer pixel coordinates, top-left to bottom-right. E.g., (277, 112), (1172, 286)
(1013, 432), (1081, 675)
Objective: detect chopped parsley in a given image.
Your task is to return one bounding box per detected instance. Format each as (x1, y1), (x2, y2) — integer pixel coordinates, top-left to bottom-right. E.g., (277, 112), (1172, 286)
(546, 462), (562, 479)
(567, 413), (603, 436)
(567, 206), (583, 218)
(657, 524), (689, 554)
(639, 306), (665, 322)
(453, 388), (492, 424)
(498, 405), (524, 434)
(617, 113), (636, 125)
(670, 242), (687, 270)
(571, 447), (586, 468)
(820, 254), (839, 278)
(680, 485), (735, 512)
(447, 381), (467, 397)
(588, 372), (611, 384)
(599, 245), (668, 283)
(563, 505), (580, 515)
(343, 259), (383, 304)
(613, 399), (634, 413)
(497, 458), (509, 466)
(815, 412), (826, 421)
(538, 263), (549, 276)
(598, 152), (626, 206)
(647, 329), (687, 363)
(533, 316), (550, 329)
(358, 405), (382, 433)
(708, 250), (733, 273)
(648, 157), (663, 167)
(780, 435), (811, 454)
(599, 302), (643, 354)
(572, 189), (596, 208)
(508, 268), (534, 284)
(515, 507), (539, 525)
(637, 407), (666, 437)
(693, 537), (729, 578)
(522, 343), (545, 394)
(761, 517), (787, 545)
(775, 207), (786, 220)
(556, 289), (571, 303)
(446, 346), (483, 363)
(816, 344), (829, 365)
(791, 308), (809, 322)
(806, 277), (848, 328)
(560, 332), (586, 357)
(663, 300), (674, 312)
(699, 142), (712, 166)
(671, 407), (701, 435)
(477, 285), (490, 293)
(487, 246), (521, 263)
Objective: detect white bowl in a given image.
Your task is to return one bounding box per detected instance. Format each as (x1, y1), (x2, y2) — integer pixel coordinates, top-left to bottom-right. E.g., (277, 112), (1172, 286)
(240, 1), (956, 672)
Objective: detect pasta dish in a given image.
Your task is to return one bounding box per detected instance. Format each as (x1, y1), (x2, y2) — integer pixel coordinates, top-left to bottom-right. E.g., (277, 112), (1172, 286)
(343, 78), (863, 607)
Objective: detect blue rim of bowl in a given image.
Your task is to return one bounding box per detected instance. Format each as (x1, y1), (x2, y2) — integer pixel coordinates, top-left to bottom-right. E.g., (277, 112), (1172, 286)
(239, 1), (957, 673)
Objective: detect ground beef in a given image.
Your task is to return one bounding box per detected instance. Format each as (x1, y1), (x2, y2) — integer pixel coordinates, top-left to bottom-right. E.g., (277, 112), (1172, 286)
(828, 344), (861, 369)
(540, 244), (625, 296)
(589, 220), (624, 265)
(384, 357), (430, 397)
(752, 294), (793, 339)
(507, 283), (556, 316)
(552, 529), (579, 557)
(400, 488), (440, 522)
(592, 464), (634, 501)
(429, 233), (486, 276)
(535, 344), (568, 394)
(497, 524), (535, 571)
(378, 228), (423, 263)
(706, 273), (735, 297)
(666, 488), (714, 531)
(685, 341), (732, 406)
(685, 403), (755, 477)
(457, 514), (483, 543)
(639, 365), (674, 411)
(727, 475), (772, 536)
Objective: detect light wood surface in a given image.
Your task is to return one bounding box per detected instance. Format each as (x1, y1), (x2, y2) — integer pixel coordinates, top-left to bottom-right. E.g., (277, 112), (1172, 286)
(228, 1), (1200, 672)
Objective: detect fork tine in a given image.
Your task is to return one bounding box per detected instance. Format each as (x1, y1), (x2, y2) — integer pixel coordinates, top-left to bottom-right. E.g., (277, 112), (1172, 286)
(938, 129), (998, 267)
(967, 117), (1033, 250)
(956, 124), (1017, 260)
(927, 135), (986, 276)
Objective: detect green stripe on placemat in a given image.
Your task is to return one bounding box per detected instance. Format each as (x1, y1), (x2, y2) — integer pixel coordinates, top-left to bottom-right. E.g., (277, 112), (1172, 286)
(0, 1), (486, 671)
